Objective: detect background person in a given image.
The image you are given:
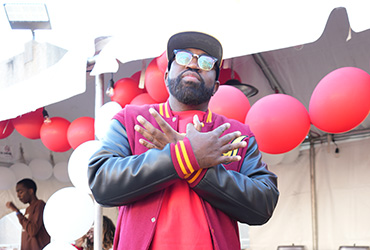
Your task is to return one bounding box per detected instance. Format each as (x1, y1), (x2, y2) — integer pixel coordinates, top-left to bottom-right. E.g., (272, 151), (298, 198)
(6, 178), (50, 250)
(85, 215), (116, 250)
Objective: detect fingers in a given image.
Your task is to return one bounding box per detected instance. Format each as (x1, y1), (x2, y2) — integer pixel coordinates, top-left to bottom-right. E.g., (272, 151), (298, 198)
(134, 123), (155, 143)
(135, 108), (182, 150)
(148, 108), (183, 143)
(5, 201), (17, 211)
(213, 123), (231, 137)
(149, 108), (174, 135)
(138, 138), (156, 149)
(220, 140), (247, 154)
(193, 115), (203, 131)
(135, 116), (165, 149)
(218, 130), (242, 145)
(136, 115), (159, 139)
(218, 154), (242, 164)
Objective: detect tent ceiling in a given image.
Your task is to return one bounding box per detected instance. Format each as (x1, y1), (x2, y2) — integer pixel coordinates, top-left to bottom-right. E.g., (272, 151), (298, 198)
(95, 6), (370, 140)
(241, 7), (370, 139)
(0, 3), (370, 163)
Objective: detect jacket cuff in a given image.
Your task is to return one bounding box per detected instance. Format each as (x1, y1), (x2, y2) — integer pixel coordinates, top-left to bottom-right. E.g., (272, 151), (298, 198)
(184, 169), (207, 187)
(170, 137), (201, 179)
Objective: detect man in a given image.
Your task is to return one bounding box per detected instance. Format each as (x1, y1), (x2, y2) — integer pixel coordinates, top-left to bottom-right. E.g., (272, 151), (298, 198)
(88, 31), (279, 250)
(6, 178), (50, 250)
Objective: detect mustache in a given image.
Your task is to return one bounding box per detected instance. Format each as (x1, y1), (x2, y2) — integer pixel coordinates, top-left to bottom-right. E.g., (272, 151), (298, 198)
(178, 69), (204, 83)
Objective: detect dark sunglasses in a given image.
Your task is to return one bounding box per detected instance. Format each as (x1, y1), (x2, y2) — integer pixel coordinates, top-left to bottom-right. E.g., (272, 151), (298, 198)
(173, 49), (218, 71)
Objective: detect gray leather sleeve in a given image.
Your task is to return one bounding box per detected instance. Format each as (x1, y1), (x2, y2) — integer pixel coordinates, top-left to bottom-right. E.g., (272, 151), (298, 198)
(88, 119), (179, 206)
(88, 120), (279, 225)
(193, 137), (279, 225)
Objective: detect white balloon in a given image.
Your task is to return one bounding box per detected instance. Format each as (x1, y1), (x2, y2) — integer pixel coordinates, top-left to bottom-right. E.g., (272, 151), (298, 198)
(53, 162), (70, 183)
(10, 162), (32, 181)
(0, 166), (16, 190)
(43, 241), (77, 250)
(261, 152), (284, 166)
(43, 187), (94, 242)
(29, 159), (53, 180)
(68, 140), (101, 194)
(94, 101), (122, 140)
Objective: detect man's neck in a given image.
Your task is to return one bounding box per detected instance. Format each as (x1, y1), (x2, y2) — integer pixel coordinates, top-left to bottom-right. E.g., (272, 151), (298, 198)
(28, 196), (38, 205)
(168, 96), (209, 112)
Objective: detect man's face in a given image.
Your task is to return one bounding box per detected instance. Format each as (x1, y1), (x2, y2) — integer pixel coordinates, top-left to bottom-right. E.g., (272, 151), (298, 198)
(166, 48), (219, 105)
(16, 184), (32, 204)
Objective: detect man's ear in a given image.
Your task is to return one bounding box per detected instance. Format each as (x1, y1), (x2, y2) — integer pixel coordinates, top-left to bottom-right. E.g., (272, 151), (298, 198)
(164, 71), (169, 87)
(213, 80), (220, 95)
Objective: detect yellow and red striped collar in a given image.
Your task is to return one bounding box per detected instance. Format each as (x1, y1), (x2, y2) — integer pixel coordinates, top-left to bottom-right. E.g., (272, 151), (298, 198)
(158, 101), (213, 123)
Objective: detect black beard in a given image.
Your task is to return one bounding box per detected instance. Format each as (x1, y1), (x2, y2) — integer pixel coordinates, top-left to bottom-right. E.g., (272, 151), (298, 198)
(167, 70), (215, 105)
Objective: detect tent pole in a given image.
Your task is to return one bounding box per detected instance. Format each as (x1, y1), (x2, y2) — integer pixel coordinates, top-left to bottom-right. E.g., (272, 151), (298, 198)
(309, 137), (318, 250)
(94, 73), (104, 250)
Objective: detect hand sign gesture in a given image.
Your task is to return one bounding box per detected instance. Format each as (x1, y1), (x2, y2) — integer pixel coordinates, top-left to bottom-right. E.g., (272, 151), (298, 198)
(135, 108), (246, 168)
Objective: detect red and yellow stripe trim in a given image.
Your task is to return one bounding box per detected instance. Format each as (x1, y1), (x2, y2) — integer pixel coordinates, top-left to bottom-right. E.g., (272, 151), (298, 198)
(223, 135), (248, 157)
(174, 140), (195, 176)
(158, 102), (170, 118)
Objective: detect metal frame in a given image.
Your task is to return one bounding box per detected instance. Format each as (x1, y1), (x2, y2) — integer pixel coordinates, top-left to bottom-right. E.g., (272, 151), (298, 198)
(278, 246), (305, 250)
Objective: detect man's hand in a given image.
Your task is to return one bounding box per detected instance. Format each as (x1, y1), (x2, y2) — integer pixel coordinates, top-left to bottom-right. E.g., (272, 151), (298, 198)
(6, 201), (19, 212)
(135, 107), (246, 168)
(186, 123), (247, 169)
(135, 108), (202, 150)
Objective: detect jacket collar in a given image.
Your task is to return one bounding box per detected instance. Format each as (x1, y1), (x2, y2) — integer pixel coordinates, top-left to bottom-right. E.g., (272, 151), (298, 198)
(158, 101), (213, 123)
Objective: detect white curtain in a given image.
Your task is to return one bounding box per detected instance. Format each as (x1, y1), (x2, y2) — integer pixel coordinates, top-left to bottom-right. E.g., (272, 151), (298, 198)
(250, 136), (370, 249)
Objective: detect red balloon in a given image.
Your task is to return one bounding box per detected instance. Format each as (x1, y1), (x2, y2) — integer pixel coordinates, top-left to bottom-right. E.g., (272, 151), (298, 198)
(12, 108), (44, 139)
(111, 78), (145, 107)
(67, 117), (95, 149)
(131, 71), (142, 83)
(0, 119), (14, 139)
(209, 85), (250, 123)
(145, 59), (169, 102)
(130, 93), (157, 105)
(40, 117), (71, 152)
(156, 50), (168, 73)
(309, 67), (370, 133)
(245, 94), (310, 154)
(218, 68), (241, 85)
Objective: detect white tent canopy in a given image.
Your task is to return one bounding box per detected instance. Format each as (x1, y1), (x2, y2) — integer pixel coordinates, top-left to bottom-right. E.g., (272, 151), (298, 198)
(1, 0), (370, 121)
(90, 0), (370, 75)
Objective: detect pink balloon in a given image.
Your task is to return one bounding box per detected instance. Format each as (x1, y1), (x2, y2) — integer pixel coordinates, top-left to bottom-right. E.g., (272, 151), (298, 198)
(111, 78), (145, 107)
(131, 71), (143, 85)
(67, 117), (95, 149)
(156, 51), (168, 73)
(245, 94), (310, 154)
(209, 85), (250, 123)
(130, 93), (157, 105)
(130, 71), (148, 92)
(0, 119), (14, 139)
(309, 67), (370, 133)
(40, 117), (71, 152)
(145, 59), (169, 102)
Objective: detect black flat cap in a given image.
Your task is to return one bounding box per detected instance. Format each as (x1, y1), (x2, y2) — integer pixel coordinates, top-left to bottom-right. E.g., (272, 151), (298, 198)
(167, 31), (223, 68)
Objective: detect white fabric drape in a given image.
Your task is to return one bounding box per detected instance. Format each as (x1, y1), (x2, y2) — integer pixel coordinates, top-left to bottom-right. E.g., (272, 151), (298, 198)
(250, 136), (370, 249)
(0, 48), (87, 121)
